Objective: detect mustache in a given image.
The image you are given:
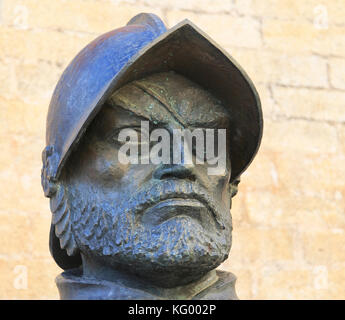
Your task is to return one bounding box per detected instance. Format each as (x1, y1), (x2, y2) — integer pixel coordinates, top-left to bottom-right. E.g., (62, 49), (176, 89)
(111, 180), (226, 230)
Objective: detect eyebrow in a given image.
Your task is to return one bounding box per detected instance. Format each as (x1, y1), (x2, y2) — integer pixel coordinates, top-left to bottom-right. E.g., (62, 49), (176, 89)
(107, 90), (230, 130)
(189, 116), (230, 129)
(106, 102), (151, 122)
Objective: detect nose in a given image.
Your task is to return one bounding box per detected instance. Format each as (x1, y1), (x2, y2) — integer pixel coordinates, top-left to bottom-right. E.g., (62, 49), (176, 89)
(153, 130), (197, 181)
(153, 164), (196, 181)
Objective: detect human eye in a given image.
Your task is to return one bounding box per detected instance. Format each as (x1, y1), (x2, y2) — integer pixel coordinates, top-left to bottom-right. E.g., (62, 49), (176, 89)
(192, 128), (221, 162)
(108, 126), (141, 146)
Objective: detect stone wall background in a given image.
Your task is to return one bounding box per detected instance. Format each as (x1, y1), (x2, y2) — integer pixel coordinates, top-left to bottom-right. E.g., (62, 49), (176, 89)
(0, 0), (344, 299)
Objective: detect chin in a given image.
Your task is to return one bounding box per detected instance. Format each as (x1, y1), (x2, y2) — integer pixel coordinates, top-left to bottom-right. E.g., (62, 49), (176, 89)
(77, 214), (232, 287)
(102, 246), (229, 288)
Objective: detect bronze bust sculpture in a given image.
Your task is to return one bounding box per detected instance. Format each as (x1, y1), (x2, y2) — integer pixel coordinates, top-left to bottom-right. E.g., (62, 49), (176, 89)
(41, 13), (262, 300)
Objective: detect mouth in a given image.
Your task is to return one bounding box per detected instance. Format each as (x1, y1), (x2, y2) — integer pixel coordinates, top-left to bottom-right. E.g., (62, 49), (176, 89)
(140, 196), (223, 229)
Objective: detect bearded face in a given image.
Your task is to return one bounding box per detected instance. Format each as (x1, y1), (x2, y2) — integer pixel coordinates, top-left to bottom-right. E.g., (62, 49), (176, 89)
(61, 72), (233, 287)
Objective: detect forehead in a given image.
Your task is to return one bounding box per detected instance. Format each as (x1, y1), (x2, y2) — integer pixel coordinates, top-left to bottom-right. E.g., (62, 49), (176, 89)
(106, 72), (230, 128)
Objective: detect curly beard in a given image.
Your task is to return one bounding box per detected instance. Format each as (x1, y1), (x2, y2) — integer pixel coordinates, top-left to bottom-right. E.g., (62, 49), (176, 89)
(66, 179), (232, 287)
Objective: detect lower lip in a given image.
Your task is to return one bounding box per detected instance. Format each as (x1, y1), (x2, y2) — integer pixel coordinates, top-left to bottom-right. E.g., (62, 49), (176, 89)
(141, 198), (209, 226)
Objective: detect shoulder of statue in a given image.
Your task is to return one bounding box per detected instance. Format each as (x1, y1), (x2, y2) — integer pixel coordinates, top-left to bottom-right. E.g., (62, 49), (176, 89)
(193, 270), (239, 300)
(56, 268), (160, 300)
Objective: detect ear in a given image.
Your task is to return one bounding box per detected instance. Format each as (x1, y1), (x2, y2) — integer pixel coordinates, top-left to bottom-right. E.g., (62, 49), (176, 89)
(230, 178), (241, 198)
(41, 145), (59, 197)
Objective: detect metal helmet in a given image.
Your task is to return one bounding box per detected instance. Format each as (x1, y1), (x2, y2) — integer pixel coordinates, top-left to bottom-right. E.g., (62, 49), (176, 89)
(42, 13), (263, 269)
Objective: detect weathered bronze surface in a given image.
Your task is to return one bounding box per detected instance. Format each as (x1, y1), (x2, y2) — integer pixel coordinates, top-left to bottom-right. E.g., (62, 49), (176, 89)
(41, 13), (263, 300)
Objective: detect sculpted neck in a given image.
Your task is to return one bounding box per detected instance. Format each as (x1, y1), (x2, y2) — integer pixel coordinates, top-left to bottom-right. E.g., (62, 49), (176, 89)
(80, 253), (219, 299)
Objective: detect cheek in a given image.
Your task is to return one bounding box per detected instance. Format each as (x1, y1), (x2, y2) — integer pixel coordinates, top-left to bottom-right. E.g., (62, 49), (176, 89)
(208, 159), (231, 208)
(87, 147), (130, 184)
(214, 158), (231, 188)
